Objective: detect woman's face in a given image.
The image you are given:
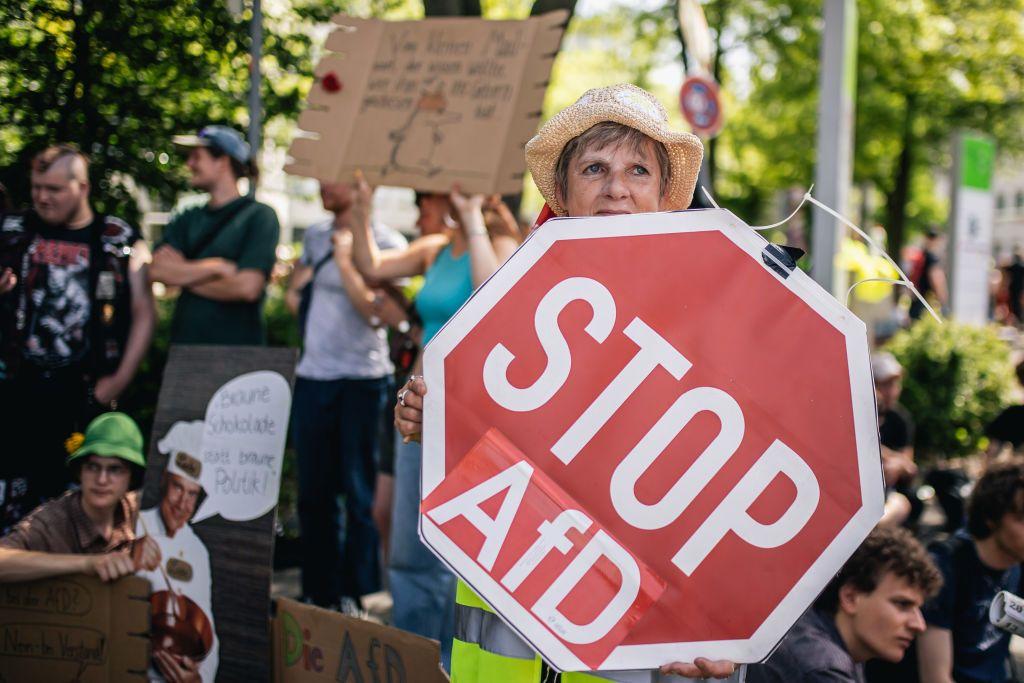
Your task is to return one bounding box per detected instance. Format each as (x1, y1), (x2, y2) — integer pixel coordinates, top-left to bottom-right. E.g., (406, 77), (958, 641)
(416, 194), (452, 235)
(559, 138), (665, 217)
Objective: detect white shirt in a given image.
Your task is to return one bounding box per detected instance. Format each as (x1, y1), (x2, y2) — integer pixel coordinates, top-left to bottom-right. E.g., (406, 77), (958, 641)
(136, 507), (219, 682)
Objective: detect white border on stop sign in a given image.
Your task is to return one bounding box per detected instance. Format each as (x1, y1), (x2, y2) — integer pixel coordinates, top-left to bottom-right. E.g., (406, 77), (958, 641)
(418, 208), (884, 671)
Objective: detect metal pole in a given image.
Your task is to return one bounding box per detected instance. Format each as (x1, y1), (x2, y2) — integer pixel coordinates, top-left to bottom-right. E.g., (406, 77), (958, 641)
(811, 0), (857, 296)
(247, 0), (262, 196)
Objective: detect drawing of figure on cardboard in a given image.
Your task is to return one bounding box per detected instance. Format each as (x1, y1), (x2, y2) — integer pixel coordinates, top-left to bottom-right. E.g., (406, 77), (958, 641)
(137, 421), (219, 683)
(385, 82), (462, 177)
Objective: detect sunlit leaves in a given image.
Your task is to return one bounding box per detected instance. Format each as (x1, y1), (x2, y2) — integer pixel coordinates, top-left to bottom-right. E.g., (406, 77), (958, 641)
(715, 0), (1024, 241)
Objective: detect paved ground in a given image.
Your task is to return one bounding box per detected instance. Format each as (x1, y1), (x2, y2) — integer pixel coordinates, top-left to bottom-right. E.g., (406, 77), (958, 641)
(271, 566), (393, 624)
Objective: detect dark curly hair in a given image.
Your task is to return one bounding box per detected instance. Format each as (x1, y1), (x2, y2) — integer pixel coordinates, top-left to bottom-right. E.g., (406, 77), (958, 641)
(967, 461), (1024, 540)
(815, 526), (942, 613)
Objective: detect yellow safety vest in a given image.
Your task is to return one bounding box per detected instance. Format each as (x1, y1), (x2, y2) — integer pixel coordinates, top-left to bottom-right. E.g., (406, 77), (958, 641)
(452, 580), (612, 683)
(452, 581), (724, 683)
(451, 581), (746, 682)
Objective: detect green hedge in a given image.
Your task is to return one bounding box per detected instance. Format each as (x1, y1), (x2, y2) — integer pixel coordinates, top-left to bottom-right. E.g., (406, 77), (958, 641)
(886, 317), (1015, 461)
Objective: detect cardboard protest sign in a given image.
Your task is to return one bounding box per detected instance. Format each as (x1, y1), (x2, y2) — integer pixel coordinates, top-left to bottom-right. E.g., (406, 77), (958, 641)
(140, 345), (297, 681)
(0, 574), (150, 682)
(285, 12), (568, 194)
(272, 598), (449, 683)
(419, 209), (883, 671)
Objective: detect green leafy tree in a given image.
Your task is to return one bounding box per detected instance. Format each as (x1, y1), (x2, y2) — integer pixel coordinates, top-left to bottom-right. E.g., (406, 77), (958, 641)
(886, 318), (1015, 460)
(715, 0), (1024, 252)
(0, 0), (578, 221)
(0, 0), (348, 221)
(854, 0), (1024, 256)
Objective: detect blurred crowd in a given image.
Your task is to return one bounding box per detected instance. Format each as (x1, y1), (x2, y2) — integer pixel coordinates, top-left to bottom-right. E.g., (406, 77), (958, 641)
(1, 122), (1024, 683)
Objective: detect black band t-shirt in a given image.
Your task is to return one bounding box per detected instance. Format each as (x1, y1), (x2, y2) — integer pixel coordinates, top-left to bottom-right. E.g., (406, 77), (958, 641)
(23, 215), (95, 370)
(19, 212), (139, 372)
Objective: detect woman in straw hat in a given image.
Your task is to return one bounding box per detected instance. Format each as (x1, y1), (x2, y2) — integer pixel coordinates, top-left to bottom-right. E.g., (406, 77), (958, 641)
(392, 83), (736, 681)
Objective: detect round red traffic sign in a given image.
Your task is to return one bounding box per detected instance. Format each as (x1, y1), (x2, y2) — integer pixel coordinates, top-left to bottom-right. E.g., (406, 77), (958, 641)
(680, 74), (723, 137)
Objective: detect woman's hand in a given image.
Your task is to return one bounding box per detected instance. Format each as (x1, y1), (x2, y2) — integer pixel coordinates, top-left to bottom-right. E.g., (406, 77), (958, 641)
(449, 185), (487, 235)
(660, 658), (737, 679)
(351, 171), (374, 225)
(483, 194), (522, 242)
(395, 376), (427, 443)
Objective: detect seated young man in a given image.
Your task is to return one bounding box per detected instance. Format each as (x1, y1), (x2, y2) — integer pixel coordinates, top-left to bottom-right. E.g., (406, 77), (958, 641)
(0, 412), (159, 582)
(985, 360), (1024, 458)
(748, 526), (942, 683)
(917, 461), (1024, 683)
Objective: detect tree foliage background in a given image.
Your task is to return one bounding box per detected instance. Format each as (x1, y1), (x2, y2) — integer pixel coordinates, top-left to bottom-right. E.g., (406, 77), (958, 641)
(717, 0), (1024, 256)
(3, 0), (1023, 252)
(0, 0), (355, 221)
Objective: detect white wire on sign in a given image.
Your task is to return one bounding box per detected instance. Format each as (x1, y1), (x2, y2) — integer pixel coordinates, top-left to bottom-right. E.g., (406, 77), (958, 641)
(700, 184), (943, 323)
(700, 185), (720, 209)
(844, 277), (907, 307)
(749, 184), (816, 232)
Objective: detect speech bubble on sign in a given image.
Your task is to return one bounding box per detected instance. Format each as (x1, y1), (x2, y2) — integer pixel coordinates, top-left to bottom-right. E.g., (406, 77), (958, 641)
(191, 371), (292, 523)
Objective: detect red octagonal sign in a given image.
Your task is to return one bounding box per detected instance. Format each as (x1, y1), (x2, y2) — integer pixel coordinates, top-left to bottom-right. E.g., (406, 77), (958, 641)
(420, 209), (883, 672)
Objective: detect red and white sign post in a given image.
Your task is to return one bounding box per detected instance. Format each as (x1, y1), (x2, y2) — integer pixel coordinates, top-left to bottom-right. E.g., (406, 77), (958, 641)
(420, 210), (883, 672)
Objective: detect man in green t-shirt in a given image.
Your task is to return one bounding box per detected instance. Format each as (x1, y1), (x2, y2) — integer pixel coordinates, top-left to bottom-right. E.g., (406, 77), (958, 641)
(150, 125), (280, 345)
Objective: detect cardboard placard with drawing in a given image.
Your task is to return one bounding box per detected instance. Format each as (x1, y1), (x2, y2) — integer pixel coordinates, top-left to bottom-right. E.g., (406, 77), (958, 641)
(286, 12), (568, 194)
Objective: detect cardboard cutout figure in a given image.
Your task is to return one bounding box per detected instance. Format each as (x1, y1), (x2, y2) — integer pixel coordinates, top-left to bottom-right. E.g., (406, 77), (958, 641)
(141, 346), (296, 681)
(138, 421), (219, 682)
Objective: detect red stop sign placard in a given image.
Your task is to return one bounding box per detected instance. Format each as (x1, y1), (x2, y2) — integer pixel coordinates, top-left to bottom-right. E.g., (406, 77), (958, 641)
(420, 210), (882, 671)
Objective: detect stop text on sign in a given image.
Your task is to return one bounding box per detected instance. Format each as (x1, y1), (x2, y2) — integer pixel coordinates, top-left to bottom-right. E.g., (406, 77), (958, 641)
(481, 276), (820, 575)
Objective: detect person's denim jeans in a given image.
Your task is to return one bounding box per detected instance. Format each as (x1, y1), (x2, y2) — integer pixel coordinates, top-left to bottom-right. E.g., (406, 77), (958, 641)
(389, 437), (456, 670)
(292, 376), (389, 606)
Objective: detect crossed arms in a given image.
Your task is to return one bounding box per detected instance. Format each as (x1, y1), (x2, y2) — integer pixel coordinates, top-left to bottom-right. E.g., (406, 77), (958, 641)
(150, 244), (266, 303)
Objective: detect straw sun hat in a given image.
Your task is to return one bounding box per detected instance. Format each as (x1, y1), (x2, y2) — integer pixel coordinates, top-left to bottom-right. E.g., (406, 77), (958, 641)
(525, 83), (705, 217)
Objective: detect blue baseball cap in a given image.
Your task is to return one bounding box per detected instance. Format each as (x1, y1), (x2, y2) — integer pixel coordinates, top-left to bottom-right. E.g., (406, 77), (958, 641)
(172, 125), (251, 163)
